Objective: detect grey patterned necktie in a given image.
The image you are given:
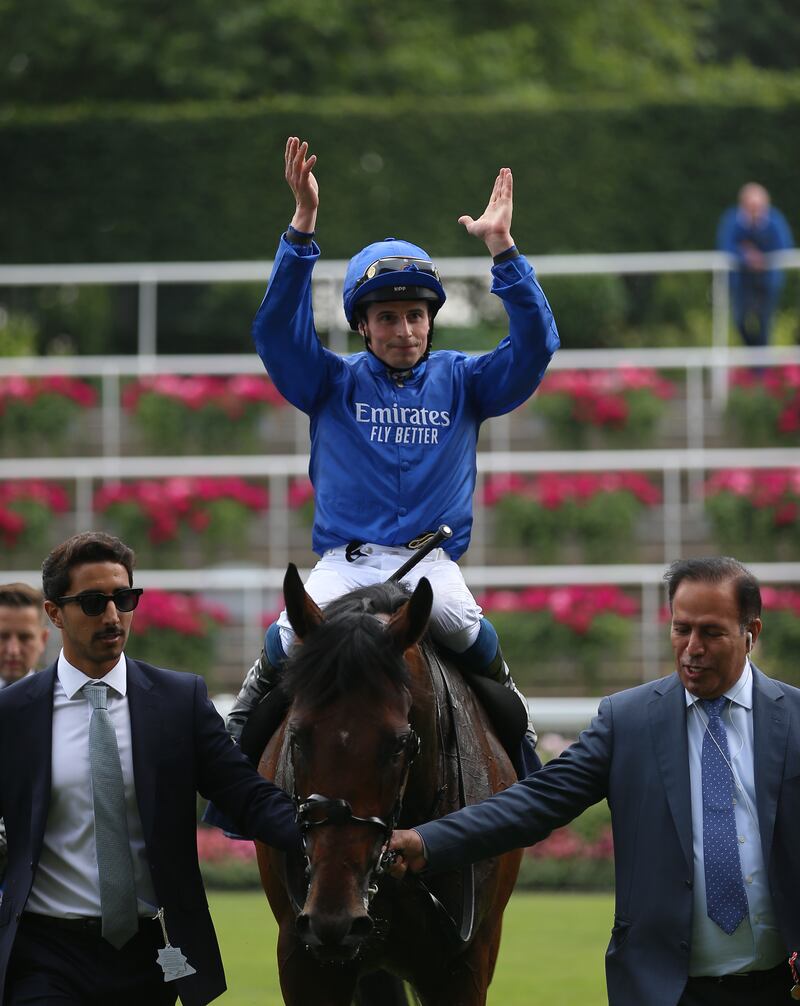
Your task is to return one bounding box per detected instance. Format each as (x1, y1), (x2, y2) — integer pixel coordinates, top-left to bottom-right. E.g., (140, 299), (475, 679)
(83, 682), (139, 948)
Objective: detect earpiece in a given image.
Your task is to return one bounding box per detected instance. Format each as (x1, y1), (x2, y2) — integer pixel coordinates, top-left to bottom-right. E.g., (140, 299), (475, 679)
(746, 631), (753, 652)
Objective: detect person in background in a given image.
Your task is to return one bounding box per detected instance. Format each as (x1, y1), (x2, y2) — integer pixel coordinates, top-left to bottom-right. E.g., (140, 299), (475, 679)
(390, 557), (800, 1006)
(0, 581), (49, 688)
(717, 182), (793, 346)
(0, 582), (49, 884)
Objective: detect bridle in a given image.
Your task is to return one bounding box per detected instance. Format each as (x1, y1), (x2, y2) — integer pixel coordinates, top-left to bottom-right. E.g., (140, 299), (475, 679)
(292, 727), (420, 902)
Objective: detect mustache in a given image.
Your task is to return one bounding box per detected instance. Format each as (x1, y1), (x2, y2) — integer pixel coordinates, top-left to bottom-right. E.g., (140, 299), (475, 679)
(94, 628), (124, 640)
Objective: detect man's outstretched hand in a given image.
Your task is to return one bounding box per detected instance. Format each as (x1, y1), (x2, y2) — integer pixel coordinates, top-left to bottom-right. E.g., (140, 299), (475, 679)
(285, 136), (318, 235)
(459, 167), (515, 257)
(386, 828), (428, 878)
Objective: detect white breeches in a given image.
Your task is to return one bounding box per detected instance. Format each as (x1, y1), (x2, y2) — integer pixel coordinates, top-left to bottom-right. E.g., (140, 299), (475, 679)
(277, 544), (483, 655)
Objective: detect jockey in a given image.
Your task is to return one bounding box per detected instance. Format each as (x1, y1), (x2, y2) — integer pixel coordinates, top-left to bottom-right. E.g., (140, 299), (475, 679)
(228, 136), (560, 770)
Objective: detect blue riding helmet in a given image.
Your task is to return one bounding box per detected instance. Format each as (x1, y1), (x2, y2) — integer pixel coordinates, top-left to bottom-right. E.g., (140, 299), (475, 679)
(343, 238), (446, 331)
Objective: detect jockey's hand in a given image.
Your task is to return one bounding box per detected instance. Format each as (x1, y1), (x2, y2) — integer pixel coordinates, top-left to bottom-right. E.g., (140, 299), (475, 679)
(386, 828), (428, 877)
(285, 136), (318, 235)
(458, 167), (515, 258)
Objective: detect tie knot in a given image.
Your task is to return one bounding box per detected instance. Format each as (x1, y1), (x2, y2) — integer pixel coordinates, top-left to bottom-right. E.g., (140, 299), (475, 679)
(84, 682), (109, 711)
(700, 695), (727, 720)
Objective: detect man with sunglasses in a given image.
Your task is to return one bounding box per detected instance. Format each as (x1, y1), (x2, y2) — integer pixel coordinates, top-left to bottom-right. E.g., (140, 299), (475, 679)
(228, 136), (560, 774)
(0, 531), (301, 1006)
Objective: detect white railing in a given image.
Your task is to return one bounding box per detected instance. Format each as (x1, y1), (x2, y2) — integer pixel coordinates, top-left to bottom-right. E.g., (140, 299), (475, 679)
(2, 248), (800, 359)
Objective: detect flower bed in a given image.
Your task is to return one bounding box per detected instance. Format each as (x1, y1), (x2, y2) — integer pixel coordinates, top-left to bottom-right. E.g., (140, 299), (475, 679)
(484, 471), (661, 563)
(726, 366), (800, 446)
(0, 480), (70, 559)
(757, 586), (800, 687)
(478, 585), (639, 691)
(197, 825), (260, 889)
(123, 374), (288, 454)
(128, 589), (228, 678)
(288, 477), (315, 526)
(0, 376), (97, 454)
(94, 477), (269, 564)
(517, 799), (614, 890)
(704, 468), (800, 560)
(530, 368), (676, 448)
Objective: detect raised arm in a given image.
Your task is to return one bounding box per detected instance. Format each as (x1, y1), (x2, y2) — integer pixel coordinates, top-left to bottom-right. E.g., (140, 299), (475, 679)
(285, 136), (319, 235)
(253, 137), (342, 414)
(459, 167), (515, 257)
(460, 169), (559, 420)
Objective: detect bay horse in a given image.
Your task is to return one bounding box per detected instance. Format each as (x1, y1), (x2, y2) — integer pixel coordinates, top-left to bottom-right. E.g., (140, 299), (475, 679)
(251, 564), (522, 1005)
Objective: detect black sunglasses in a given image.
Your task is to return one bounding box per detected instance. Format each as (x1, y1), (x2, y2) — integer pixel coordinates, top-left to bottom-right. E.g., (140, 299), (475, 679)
(355, 257), (440, 289)
(56, 588), (143, 617)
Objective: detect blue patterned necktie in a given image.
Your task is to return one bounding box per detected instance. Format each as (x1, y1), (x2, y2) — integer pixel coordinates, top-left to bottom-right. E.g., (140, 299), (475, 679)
(83, 682), (139, 948)
(699, 696), (749, 934)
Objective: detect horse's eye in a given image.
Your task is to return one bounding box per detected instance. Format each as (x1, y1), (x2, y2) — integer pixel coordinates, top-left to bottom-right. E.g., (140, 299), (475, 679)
(390, 735), (410, 759)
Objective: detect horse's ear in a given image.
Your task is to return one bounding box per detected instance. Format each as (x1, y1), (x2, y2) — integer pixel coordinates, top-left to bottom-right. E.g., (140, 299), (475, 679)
(284, 563), (324, 641)
(387, 577), (433, 652)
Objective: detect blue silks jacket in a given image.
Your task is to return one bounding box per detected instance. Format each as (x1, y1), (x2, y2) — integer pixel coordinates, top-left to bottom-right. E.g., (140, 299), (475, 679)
(253, 235), (560, 559)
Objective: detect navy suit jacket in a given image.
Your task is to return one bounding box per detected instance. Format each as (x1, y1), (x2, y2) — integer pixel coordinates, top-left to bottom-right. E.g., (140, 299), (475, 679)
(417, 667), (800, 1006)
(0, 658), (300, 1006)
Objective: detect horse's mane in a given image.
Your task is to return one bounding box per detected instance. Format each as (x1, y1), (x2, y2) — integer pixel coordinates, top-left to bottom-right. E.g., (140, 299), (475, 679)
(280, 581), (416, 711)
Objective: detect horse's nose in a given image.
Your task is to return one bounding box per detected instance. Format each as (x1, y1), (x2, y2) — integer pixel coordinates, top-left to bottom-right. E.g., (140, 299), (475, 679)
(296, 910), (374, 954)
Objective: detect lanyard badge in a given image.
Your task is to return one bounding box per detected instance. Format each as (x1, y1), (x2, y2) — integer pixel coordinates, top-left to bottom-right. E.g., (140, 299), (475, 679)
(153, 907), (197, 982)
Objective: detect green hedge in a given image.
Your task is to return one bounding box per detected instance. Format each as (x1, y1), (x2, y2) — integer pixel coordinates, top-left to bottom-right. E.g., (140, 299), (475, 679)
(3, 95), (800, 265)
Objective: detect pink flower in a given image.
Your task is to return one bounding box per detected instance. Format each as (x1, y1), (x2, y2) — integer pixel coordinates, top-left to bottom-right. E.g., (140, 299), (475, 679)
(133, 590), (228, 636)
(196, 826), (257, 862)
(288, 478), (315, 510)
(476, 585), (639, 628)
(123, 375), (288, 415)
(93, 477), (270, 543)
(484, 472), (662, 508)
(0, 376), (96, 411)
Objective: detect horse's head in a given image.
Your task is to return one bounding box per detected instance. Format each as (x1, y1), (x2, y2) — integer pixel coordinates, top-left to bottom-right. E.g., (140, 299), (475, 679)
(281, 564), (432, 962)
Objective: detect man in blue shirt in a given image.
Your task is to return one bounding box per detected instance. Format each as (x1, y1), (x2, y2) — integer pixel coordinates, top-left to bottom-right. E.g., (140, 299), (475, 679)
(717, 183), (793, 346)
(227, 137), (560, 768)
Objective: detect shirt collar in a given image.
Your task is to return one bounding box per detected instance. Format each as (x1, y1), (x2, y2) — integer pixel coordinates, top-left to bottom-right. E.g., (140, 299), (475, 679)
(56, 649), (128, 699)
(684, 658), (753, 711)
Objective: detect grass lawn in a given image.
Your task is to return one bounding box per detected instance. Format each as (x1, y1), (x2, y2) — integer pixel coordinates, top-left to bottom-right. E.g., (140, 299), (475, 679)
(209, 889), (613, 1004)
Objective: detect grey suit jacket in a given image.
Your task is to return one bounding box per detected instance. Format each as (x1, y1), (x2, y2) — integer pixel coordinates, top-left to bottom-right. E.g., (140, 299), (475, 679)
(417, 666), (800, 1006)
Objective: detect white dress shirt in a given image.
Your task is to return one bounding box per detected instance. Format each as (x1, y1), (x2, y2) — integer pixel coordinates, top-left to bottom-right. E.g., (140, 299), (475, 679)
(26, 651), (158, 917)
(685, 660), (785, 975)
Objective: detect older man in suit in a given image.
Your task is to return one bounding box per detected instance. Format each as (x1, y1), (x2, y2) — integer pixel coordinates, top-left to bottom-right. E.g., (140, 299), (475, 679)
(0, 532), (301, 1006)
(389, 556), (800, 1006)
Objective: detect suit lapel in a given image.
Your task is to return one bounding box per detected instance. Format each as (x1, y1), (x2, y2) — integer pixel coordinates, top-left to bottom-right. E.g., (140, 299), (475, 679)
(25, 664), (57, 858)
(126, 658), (161, 846)
(751, 665), (788, 864)
(649, 674), (693, 869)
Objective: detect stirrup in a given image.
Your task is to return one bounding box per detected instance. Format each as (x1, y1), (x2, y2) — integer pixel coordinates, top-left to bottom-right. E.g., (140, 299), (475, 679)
(501, 665), (538, 748)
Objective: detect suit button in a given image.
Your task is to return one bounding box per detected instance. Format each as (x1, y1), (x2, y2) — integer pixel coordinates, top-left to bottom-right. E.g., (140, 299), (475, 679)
(684, 879), (693, 889)
(14, 913), (20, 921)
(679, 941), (689, 952)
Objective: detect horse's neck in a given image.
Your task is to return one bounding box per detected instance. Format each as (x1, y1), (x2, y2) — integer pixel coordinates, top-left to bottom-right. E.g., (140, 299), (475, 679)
(268, 720), (295, 796)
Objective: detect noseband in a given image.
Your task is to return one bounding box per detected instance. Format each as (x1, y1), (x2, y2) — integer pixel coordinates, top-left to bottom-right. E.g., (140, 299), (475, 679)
(293, 728), (420, 905)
